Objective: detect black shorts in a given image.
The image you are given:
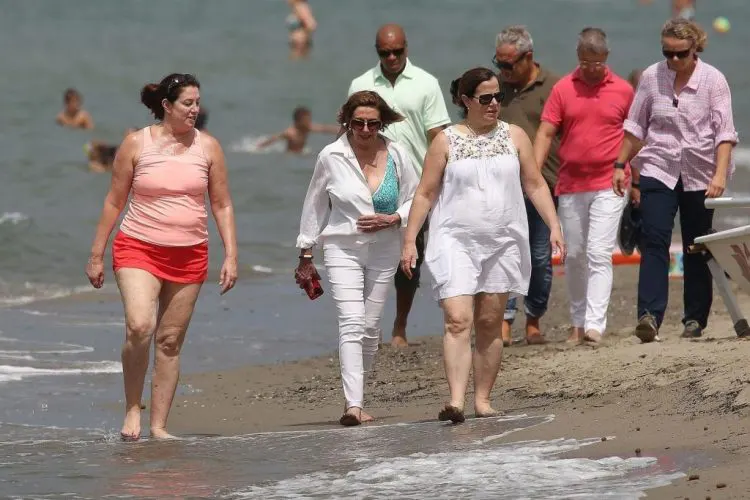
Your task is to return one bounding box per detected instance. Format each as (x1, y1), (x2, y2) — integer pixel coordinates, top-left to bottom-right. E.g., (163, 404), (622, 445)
(394, 223), (426, 290)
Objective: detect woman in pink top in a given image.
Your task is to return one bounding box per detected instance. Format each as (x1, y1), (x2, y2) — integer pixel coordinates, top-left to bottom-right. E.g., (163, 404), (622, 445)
(85, 73), (238, 441)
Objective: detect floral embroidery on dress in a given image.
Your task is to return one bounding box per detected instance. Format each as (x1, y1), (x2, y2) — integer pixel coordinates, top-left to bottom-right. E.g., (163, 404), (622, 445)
(445, 121), (517, 163)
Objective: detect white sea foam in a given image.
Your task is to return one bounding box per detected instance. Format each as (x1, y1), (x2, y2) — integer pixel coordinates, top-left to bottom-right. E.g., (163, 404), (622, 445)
(0, 283), (92, 307)
(0, 212), (29, 226)
(231, 437), (682, 499)
(0, 361), (121, 383)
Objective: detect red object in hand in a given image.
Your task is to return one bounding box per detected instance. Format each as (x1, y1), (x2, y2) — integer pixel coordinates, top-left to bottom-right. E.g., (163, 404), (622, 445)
(304, 277), (324, 300)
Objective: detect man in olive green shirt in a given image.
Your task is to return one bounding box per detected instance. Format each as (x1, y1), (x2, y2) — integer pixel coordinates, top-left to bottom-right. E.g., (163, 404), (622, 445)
(348, 24), (451, 347)
(494, 25), (561, 345)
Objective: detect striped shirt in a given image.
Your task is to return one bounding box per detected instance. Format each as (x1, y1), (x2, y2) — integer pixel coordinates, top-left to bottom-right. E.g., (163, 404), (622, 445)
(624, 59), (738, 191)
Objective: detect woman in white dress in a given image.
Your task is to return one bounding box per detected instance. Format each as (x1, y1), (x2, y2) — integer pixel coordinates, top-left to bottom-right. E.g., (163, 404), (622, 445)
(401, 68), (565, 423)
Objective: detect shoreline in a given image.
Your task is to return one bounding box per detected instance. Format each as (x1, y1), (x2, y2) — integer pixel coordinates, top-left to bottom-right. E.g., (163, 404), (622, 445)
(169, 266), (750, 498)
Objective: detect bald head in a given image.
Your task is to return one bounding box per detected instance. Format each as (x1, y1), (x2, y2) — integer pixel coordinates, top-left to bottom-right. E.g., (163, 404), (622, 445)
(375, 24), (406, 47)
(375, 24), (408, 78)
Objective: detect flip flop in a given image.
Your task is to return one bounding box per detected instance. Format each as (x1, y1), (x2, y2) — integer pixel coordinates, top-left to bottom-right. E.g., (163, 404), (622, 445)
(438, 404), (465, 423)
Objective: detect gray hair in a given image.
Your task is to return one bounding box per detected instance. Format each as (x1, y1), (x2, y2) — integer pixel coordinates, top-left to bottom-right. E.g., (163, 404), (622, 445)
(495, 25), (534, 54)
(577, 27), (609, 54)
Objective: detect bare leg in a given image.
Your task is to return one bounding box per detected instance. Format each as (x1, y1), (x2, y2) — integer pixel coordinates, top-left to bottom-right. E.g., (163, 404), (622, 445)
(150, 281), (202, 439)
(473, 293), (508, 416)
(441, 295), (474, 412)
(391, 285), (417, 347)
(114, 268), (162, 441)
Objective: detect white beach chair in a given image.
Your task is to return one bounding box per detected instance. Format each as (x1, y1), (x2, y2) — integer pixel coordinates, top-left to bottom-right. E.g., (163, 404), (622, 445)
(692, 197), (750, 337)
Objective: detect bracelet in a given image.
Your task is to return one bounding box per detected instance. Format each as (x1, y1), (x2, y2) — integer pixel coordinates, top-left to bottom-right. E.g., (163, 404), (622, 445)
(631, 183), (640, 188)
(613, 161), (626, 170)
(299, 255), (313, 260)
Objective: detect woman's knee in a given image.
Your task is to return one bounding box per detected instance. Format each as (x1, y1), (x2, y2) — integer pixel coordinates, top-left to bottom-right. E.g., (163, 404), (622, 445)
(444, 309), (472, 338)
(125, 317), (155, 344)
(155, 327), (185, 357)
(474, 309), (503, 334)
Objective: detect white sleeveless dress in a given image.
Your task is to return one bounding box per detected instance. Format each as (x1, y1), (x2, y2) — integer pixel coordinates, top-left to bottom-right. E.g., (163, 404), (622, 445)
(425, 121), (531, 300)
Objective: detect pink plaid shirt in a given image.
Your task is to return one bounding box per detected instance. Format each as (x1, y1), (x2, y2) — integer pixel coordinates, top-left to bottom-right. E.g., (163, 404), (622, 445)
(624, 59), (738, 191)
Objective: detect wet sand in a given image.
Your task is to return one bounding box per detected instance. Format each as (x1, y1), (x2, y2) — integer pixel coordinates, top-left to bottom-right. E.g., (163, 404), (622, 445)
(170, 265), (750, 499)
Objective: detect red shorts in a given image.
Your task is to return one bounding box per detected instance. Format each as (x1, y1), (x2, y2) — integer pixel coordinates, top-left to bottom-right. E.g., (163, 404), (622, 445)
(112, 231), (208, 284)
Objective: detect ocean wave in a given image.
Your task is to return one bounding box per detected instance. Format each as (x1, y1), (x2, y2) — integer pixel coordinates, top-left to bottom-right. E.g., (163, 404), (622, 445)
(230, 436), (682, 499)
(0, 361), (121, 383)
(0, 283), (92, 307)
(0, 212), (29, 226)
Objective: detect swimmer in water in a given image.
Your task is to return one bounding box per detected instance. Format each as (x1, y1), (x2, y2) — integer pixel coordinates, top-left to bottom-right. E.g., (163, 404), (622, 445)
(56, 88), (94, 129)
(256, 106), (339, 154)
(287, 0), (317, 60)
(672, 0), (696, 20)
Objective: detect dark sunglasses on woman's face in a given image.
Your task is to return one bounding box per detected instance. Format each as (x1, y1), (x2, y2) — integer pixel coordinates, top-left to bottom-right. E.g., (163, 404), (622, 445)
(473, 92), (505, 106)
(376, 47), (405, 58)
(662, 48), (691, 60)
(350, 118), (382, 131)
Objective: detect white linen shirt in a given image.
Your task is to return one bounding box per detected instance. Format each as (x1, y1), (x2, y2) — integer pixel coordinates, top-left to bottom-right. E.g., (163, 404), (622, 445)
(296, 135), (419, 249)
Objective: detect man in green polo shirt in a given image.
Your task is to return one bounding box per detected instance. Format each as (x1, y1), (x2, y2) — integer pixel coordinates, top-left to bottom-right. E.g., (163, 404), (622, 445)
(494, 25), (561, 346)
(348, 23), (451, 347)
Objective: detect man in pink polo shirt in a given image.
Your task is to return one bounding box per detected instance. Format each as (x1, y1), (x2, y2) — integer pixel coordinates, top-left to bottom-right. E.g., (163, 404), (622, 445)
(534, 27), (634, 344)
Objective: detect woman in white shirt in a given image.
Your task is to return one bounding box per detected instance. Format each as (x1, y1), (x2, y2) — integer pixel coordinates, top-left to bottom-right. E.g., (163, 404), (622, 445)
(295, 91), (419, 426)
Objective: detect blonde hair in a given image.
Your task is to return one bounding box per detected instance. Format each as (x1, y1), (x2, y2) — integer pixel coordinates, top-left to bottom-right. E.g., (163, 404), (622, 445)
(661, 18), (707, 52)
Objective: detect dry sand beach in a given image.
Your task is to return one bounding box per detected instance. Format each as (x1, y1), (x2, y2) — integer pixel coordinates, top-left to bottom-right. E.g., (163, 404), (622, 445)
(170, 266), (750, 499)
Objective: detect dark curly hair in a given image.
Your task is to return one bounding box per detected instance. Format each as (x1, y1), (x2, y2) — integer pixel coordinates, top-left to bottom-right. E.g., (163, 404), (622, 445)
(140, 73), (200, 120)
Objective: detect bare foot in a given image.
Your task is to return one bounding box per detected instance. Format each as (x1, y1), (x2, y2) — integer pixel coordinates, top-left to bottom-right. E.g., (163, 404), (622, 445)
(340, 407), (363, 426)
(567, 326), (585, 344)
(475, 406), (503, 418)
(438, 403), (465, 423)
(390, 335), (408, 348)
(150, 428), (178, 440)
(501, 320), (512, 347)
(360, 410), (375, 423)
(120, 406), (141, 441)
(584, 329), (602, 344)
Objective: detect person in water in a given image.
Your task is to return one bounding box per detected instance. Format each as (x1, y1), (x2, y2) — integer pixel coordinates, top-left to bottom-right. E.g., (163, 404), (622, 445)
(287, 0), (316, 60)
(56, 88), (94, 129)
(256, 107), (339, 154)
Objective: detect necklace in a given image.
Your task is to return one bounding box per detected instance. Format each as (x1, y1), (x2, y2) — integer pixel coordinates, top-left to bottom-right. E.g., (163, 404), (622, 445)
(464, 121), (497, 137)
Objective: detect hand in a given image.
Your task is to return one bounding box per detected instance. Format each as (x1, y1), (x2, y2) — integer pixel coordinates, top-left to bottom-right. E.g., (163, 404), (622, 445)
(400, 241), (418, 279)
(706, 173), (726, 199)
(550, 226), (567, 265)
(85, 256), (104, 289)
(219, 256), (238, 295)
(294, 258), (321, 289)
(612, 168), (627, 197)
(357, 214), (398, 233)
(630, 187), (641, 208)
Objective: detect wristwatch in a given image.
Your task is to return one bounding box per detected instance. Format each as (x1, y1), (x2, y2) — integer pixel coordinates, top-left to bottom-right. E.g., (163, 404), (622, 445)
(613, 161), (626, 170)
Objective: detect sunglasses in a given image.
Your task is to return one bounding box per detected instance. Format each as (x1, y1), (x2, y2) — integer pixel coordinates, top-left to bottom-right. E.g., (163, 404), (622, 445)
(662, 48), (691, 60)
(473, 92), (504, 106)
(492, 52), (527, 71)
(166, 73), (197, 95)
(376, 47), (405, 58)
(350, 118), (382, 131)
(579, 60), (606, 68)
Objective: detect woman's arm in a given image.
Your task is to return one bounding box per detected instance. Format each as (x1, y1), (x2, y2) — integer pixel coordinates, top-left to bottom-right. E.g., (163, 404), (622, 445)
(296, 154), (331, 254)
(393, 144), (420, 228)
(206, 134), (238, 294)
(513, 126), (558, 228)
(88, 132), (139, 260)
(403, 132), (449, 244)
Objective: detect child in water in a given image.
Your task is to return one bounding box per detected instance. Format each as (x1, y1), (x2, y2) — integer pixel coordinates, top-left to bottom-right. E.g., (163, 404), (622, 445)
(256, 107), (339, 154)
(56, 88), (94, 129)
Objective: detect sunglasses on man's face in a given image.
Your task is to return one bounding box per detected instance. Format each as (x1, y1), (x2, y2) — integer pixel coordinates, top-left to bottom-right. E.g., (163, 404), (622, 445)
(473, 92), (505, 106)
(377, 47), (405, 58)
(492, 52), (527, 71)
(662, 48), (691, 60)
(350, 118), (382, 131)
